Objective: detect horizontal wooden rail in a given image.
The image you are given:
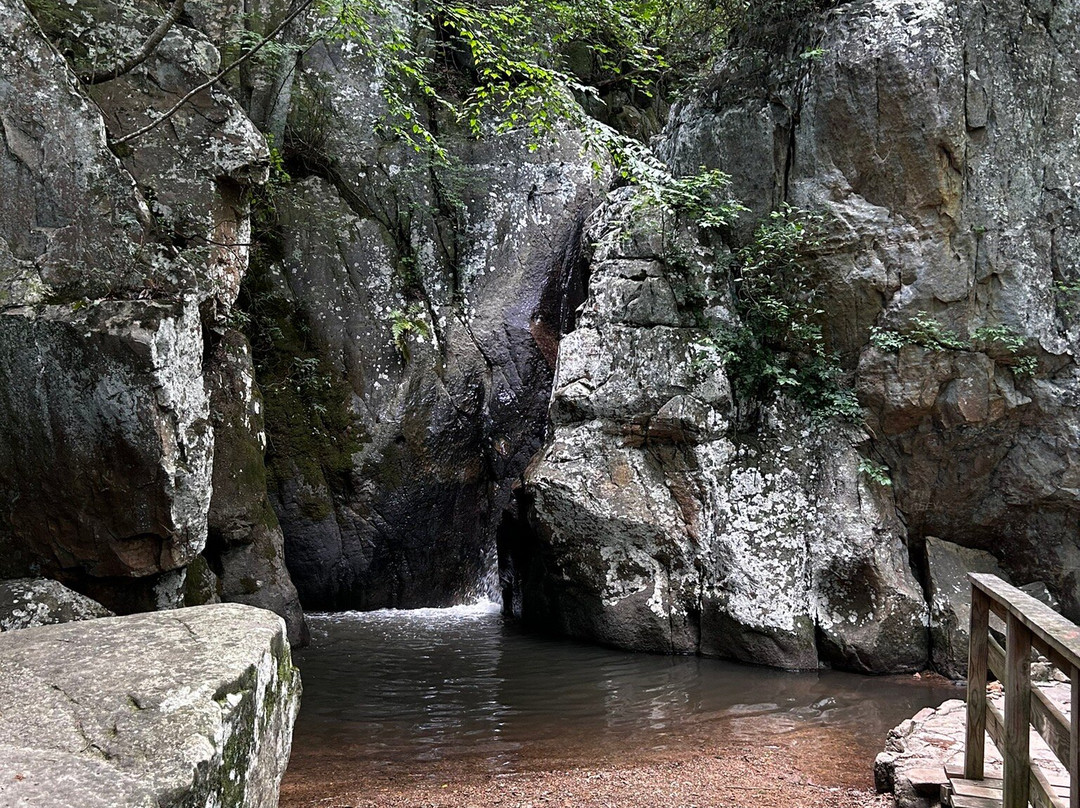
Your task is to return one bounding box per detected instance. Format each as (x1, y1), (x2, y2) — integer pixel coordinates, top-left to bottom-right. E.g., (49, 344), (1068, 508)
(965, 573), (1079, 808)
(972, 574), (1080, 673)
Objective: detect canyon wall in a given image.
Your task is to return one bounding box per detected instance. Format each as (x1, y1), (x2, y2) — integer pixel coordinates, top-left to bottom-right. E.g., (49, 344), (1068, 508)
(515, 0), (1080, 671)
(1, 0), (1078, 674)
(0, 0), (307, 642)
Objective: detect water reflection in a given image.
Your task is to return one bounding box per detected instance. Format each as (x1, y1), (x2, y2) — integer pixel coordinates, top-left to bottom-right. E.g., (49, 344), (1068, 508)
(292, 603), (960, 774)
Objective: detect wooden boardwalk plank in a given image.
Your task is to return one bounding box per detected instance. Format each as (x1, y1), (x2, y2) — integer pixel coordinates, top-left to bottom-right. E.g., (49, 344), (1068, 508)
(947, 763), (1072, 791)
(951, 778), (1004, 799)
(951, 793), (1005, 808)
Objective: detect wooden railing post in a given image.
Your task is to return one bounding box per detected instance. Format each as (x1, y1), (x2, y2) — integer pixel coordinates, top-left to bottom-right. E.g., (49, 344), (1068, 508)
(966, 584), (990, 780)
(1071, 670), (1079, 808)
(1004, 612), (1033, 808)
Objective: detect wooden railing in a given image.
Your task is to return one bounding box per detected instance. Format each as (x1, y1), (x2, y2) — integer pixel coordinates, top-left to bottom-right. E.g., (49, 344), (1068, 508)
(965, 573), (1080, 808)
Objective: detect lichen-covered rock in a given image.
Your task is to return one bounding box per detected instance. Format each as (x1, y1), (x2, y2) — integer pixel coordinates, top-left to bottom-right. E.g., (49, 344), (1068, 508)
(661, 0), (1080, 626)
(245, 66), (606, 607)
(80, 0), (269, 310)
(205, 329), (308, 647)
(0, 0), (153, 305)
(519, 194), (929, 672)
(0, 578), (113, 631)
(0, 603), (300, 808)
(0, 0), (306, 635)
(0, 302), (212, 587)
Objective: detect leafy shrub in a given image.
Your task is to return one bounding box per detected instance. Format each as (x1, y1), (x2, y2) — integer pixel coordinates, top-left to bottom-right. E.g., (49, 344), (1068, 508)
(857, 457), (892, 487)
(691, 204), (861, 422)
(907, 312), (965, 351)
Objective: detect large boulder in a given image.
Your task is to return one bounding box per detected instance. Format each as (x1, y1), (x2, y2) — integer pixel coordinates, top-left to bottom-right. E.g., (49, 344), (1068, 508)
(0, 578), (113, 632)
(518, 193), (929, 672)
(924, 536), (1007, 678)
(0, 603), (300, 808)
(0, 0), (155, 306)
(0, 302), (212, 585)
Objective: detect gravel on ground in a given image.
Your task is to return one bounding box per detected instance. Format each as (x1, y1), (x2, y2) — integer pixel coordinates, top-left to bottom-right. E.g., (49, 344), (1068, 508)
(280, 723), (896, 808)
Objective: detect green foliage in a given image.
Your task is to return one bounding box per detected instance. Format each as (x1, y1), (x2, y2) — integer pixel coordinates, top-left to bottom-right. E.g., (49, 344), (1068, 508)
(389, 303), (432, 360)
(868, 324), (906, 352)
(629, 164), (747, 229)
(1055, 279), (1080, 319)
(694, 204), (860, 422)
(222, 21), (298, 68)
(265, 136), (292, 187)
(971, 325), (1025, 355)
(314, 0), (593, 154)
(1013, 355), (1038, 377)
(858, 457), (892, 487)
(907, 312), (965, 351)
(870, 314), (962, 353)
(299, 0), (834, 158)
(734, 205), (827, 353)
(870, 315), (1037, 378)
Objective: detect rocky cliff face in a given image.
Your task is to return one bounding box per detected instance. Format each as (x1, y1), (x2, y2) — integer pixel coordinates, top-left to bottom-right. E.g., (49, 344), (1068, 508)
(515, 0), (1080, 671)
(200, 1), (608, 609)
(2, 0), (1078, 676)
(252, 129), (604, 610)
(664, 0), (1080, 606)
(514, 192), (929, 672)
(0, 0), (603, 627)
(0, 0), (306, 643)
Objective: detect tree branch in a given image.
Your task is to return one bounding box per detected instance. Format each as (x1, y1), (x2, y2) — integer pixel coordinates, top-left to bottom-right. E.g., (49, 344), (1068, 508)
(112, 0), (317, 146)
(82, 0), (187, 84)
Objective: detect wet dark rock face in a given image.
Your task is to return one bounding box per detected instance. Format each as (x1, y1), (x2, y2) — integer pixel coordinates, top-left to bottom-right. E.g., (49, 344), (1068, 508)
(243, 143), (603, 609)
(225, 21), (607, 608)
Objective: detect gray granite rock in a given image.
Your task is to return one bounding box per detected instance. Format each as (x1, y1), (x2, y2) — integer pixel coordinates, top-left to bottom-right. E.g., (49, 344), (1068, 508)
(519, 193), (929, 672)
(0, 0), (153, 306)
(925, 536), (1007, 679)
(0, 302), (212, 585)
(0, 578), (113, 632)
(0, 603), (300, 808)
(254, 130), (605, 609)
(0, 0), (304, 633)
(205, 330), (308, 647)
(662, 0), (1080, 621)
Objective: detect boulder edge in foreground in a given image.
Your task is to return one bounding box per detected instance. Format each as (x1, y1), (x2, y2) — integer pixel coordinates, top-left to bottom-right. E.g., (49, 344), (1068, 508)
(0, 603), (301, 808)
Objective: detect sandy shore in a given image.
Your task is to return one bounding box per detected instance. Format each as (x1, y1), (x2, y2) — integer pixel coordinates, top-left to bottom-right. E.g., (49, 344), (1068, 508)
(280, 724), (894, 808)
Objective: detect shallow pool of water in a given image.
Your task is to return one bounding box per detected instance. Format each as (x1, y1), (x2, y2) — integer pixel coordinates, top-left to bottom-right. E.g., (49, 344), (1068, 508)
(288, 602), (960, 777)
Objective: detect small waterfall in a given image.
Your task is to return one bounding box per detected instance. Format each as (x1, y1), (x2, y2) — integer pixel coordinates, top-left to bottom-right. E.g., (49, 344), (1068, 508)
(460, 540), (502, 606)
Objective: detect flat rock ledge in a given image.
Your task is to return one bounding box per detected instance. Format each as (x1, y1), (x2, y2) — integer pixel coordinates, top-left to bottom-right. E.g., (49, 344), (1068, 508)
(0, 603), (301, 808)
(875, 682), (1070, 808)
